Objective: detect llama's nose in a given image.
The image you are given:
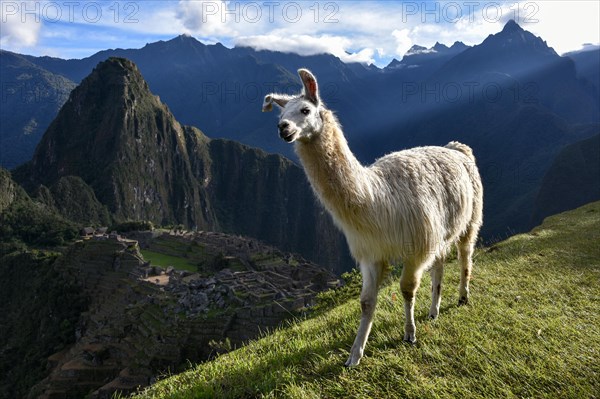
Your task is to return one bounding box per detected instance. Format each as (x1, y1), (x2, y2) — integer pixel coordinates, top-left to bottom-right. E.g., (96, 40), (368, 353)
(278, 121), (289, 131)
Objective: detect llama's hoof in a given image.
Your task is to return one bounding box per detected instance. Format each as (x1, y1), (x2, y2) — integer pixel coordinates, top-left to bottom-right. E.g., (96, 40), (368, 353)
(428, 314), (438, 320)
(344, 345), (363, 367)
(403, 333), (416, 345)
(344, 355), (361, 367)
(458, 296), (469, 306)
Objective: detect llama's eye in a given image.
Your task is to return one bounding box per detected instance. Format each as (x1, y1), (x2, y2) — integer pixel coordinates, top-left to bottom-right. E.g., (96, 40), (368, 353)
(301, 108), (310, 115)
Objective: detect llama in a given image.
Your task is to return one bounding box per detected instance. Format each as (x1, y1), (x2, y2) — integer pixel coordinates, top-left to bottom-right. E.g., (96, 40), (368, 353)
(262, 69), (483, 367)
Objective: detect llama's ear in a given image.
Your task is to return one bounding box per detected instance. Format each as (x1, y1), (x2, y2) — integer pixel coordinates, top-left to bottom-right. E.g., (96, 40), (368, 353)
(262, 95), (274, 112)
(262, 94), (290, 112)
(298, 69), (320, 105)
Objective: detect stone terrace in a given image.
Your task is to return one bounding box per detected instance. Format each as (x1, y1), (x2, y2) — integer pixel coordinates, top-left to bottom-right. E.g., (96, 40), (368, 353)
(34, 231), (340, 399)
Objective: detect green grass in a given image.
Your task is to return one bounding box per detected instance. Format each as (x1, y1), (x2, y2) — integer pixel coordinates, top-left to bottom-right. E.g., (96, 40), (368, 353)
(140, 249), (197, 272)
(129, 202), (600, 399)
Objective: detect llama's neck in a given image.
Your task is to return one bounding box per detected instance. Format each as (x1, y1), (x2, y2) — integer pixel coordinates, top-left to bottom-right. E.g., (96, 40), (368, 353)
(294, 110), (373, 217)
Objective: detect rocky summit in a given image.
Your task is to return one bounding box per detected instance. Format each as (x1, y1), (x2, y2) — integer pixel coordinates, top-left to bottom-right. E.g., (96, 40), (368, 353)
(21, 57), (215, 229)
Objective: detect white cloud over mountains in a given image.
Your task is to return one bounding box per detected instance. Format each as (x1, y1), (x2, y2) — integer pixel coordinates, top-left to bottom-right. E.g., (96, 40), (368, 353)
(235, 33), (376, 64)
(0, 0), (42, 49)
(1, 1), (598, 67)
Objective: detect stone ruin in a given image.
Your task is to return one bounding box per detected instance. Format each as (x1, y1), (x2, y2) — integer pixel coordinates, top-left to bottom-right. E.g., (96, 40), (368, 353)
(33, 230), (341, 399)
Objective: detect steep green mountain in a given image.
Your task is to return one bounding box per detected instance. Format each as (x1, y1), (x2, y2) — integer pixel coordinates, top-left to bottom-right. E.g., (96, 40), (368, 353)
(16, 57), (215, 229)
(130, 201), (600, 399)
(15, 58), (350, 272)
(531, 134), (600, 226)
(0, 51), (76, 169)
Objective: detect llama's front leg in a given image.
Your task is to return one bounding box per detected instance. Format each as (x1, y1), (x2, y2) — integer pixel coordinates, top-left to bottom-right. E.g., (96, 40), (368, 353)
(428, 257), (444, 319)
(345, 261), (383, 367)
(400, 263), (424, 343)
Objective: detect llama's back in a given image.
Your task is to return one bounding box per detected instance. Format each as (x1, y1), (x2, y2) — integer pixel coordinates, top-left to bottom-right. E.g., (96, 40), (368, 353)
(354, 144), (482, 262)
(445, 141), (474, 160)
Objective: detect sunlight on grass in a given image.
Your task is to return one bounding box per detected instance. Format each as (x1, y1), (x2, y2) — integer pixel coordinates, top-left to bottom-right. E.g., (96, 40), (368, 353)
(140, 250), (197, 272)
(129, 202), (600, 399)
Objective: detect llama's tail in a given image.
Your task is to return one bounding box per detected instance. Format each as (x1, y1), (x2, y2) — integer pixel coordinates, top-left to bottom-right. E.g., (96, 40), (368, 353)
(445, 141), (475, 161)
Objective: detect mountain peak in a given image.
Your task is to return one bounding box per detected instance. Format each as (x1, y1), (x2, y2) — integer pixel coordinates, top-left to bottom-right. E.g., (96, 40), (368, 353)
(28, 57), (166, 188)
(439, 18), (561, 81)
(502, 19), (523, 33)
(480, 19), (557, 57)
(87, 57), (149, 96)
(405, 45), (430, 57)
(385, 58), (402, 69)
(176, 33), (197, 40)
(451, 41), (468, 50)
(432, 42), (449, 52)
(95, 57), (137, 75)
(166, 34), (205, 47)
(27, 57), (217, 227)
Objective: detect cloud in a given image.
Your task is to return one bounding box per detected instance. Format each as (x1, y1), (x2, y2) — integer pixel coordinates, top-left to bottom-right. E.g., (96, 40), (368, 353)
(392, 29), (413, 57)
(235, 33), (376, 64)
(176, 0), (236, 37)
(520, 1), (600, 54)
(0, 0), (42, 48)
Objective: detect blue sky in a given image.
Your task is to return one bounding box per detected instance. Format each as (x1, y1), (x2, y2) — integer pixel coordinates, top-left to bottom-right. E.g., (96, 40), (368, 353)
(1, 1), (599, 67)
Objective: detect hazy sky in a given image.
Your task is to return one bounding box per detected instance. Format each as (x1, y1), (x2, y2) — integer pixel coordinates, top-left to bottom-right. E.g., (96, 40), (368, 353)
(1, 1), (599, 67)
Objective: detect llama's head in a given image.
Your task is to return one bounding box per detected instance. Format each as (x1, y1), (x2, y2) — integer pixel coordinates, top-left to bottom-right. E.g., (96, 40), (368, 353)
(262, 69), (323, 143)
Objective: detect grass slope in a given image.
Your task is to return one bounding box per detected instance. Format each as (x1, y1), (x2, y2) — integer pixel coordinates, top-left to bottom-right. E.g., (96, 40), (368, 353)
(130, 202), (600, 399)
(140, 249), (198, 272)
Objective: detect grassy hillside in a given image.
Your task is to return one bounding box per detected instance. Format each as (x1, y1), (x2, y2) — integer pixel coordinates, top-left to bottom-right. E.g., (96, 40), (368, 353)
(129, 202), (600, 399)
(139, 249), (198, 272)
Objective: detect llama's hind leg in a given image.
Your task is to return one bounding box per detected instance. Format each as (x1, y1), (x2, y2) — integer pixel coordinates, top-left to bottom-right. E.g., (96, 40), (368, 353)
(400, 260), (427, 343)
(345, 261), (385, 367)
(457, 236), (475, 305)
(428, 256), (444, 319)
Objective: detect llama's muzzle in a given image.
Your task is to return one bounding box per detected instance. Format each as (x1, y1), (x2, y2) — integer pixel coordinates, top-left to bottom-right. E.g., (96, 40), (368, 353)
(278, 121), (295, 143)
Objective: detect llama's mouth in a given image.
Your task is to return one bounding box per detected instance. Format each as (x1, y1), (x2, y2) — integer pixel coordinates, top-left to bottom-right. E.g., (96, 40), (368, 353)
(279, 130), (296, 143)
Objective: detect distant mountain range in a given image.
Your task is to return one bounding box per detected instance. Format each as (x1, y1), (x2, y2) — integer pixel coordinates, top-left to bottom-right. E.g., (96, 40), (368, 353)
(1, 20), (599, 241)
(385, 41), (471, 80)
